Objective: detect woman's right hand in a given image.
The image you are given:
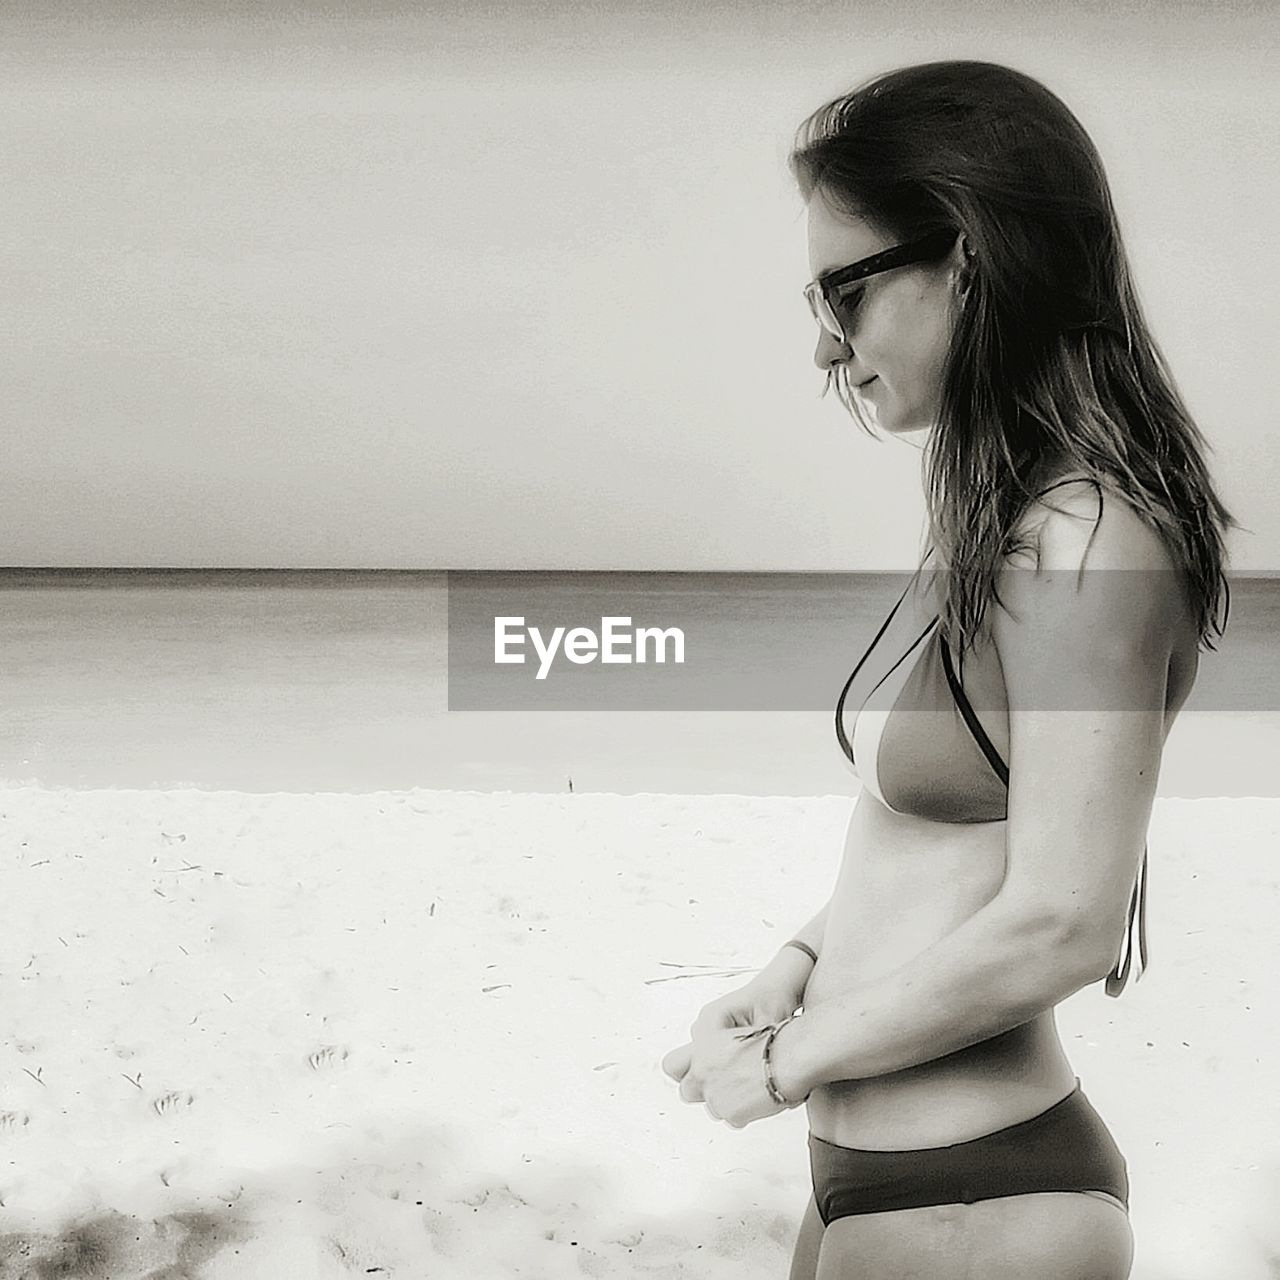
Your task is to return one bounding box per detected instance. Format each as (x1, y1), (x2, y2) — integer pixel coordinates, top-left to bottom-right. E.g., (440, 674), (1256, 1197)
(661, 945), (815, 1088)
(690, 973), (805, 1038)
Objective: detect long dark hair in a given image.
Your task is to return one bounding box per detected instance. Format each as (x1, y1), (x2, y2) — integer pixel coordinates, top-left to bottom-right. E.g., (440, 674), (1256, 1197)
(789, 59), (1238, 654)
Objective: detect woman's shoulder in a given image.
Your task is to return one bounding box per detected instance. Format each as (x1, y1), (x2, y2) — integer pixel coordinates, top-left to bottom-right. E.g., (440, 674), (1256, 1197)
(1006, 472), (1176, 576)
(995, 472), (1190, 650)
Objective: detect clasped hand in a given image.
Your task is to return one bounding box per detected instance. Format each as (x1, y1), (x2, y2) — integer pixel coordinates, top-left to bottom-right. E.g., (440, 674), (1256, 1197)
(661, 1017), (804, 1129)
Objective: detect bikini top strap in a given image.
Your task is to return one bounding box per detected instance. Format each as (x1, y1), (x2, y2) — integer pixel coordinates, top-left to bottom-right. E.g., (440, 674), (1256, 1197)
(835, 563), (926, 764)
(1028, 476), (1107, 585)
(938, 634), (1009, 787)
(1028, 475), (1101, 498)
(1105, 842), (1149, 997)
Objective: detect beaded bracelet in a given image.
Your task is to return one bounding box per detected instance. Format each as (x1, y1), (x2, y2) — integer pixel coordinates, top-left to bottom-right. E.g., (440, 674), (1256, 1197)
(762, 1013), (801, 1106)
(782, 939), (819, 964)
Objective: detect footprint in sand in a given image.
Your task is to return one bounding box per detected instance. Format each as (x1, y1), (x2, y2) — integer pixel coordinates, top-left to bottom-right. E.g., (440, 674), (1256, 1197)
(420, 1206), (459, 1257)
(458, 1184), (527, 1211)
(307, 1045), (350, 1071)
(0, 1110), (31, 1133)
(152, 1091), (195, 1117)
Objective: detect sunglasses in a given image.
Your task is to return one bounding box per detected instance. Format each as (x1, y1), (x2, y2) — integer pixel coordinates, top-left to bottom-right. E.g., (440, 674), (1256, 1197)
(803, 228), (960, 343)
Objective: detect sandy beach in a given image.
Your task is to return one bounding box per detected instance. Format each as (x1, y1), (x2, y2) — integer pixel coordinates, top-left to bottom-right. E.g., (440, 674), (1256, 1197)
(0, 785), (1275, 1278)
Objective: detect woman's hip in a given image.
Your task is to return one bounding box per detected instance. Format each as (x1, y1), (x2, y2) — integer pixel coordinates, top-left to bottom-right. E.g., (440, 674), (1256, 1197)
(806, 1081), (1129, 1229)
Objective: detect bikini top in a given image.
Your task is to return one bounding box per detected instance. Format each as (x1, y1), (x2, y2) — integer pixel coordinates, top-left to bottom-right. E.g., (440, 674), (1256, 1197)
(835, 481), (1148, 998)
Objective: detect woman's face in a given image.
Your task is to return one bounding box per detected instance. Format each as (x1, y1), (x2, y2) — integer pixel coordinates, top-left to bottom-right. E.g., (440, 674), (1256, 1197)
(806, 191), (964, 436)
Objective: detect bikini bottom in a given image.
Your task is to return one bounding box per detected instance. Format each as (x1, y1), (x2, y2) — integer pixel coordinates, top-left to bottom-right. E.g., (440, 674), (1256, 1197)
(807, 1083), (1129, 1227)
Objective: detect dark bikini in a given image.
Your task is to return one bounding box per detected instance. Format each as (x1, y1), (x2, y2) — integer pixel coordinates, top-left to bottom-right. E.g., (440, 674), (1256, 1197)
(811, 478), (1135, 1225)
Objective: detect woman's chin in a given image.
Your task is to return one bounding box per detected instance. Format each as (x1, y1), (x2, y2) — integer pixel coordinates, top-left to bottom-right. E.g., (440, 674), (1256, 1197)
(886, 420), (931, 438)
(876, 401), (935, 438)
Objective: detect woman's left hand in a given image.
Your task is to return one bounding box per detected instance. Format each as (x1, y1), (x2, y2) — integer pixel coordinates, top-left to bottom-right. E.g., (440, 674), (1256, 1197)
(660, 1024), (800, 1129)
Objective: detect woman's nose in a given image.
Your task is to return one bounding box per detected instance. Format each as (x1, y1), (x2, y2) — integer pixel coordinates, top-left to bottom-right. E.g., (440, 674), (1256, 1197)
(813, 328), (850, 370)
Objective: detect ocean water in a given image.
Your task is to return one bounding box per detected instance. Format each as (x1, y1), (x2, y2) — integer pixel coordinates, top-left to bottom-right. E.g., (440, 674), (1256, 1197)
(0, 569), (1276, 796)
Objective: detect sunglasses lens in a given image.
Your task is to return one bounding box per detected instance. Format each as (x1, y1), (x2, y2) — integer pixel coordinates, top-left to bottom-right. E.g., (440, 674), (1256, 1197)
(805, 287), (843, 341)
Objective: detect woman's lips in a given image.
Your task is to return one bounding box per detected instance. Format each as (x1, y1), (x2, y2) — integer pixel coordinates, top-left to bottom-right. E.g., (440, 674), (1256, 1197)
(858, 376), (878, 390)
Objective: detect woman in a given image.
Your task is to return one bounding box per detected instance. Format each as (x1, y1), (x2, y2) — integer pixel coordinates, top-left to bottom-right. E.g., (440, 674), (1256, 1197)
(661, 60), (1236, 1279)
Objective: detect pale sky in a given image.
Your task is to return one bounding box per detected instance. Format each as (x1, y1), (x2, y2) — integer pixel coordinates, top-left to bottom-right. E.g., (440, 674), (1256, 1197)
(2, 0), (1275, 569)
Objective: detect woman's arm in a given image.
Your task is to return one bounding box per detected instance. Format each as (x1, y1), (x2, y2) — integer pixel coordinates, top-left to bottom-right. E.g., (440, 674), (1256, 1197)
(751, 899), (829, 991)
(769, 885), (1114, 1099)
(769, 491), (1178, 1100)
(793, 898), (831, 956)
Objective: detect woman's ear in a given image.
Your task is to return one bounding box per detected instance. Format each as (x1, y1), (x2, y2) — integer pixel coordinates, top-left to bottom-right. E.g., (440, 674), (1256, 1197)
(952, 234), (976, 295)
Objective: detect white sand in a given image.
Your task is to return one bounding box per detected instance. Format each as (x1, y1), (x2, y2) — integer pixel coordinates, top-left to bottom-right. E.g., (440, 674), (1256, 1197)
(0, 787), (1275, 1278)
